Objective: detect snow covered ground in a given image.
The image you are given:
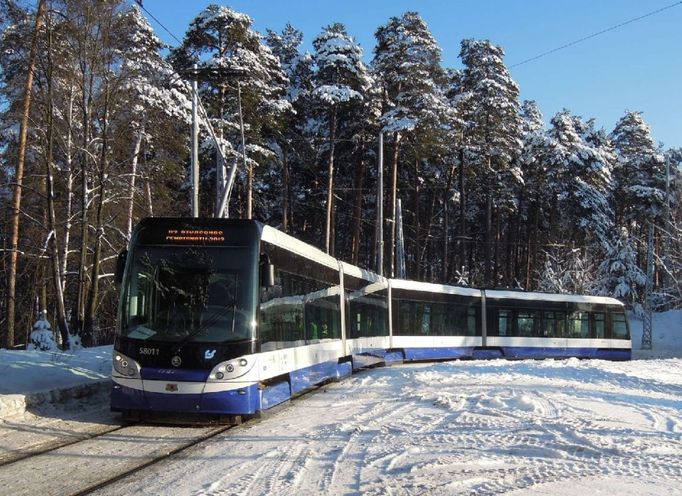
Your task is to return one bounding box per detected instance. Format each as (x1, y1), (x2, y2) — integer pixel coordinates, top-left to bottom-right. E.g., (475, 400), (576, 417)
(95, 358), (681, 495)
(0, 311), (680, 494)
(0, 345), (111, 417)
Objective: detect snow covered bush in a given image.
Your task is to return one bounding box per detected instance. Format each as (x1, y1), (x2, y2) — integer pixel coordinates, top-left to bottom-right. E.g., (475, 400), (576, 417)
(28, 314), (58, 351)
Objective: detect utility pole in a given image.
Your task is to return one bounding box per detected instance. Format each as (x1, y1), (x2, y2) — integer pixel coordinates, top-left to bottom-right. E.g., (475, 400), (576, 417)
(376, 133), (384, 276)
(642, 223), (654, 350)
(396, 198), (406, 279)
(191, 64), (199, 218)
(181, 66), (246, 219)
(237, 82), (250, 219)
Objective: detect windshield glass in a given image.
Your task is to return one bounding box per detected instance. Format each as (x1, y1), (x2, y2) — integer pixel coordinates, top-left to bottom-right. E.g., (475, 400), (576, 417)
(119, 246), (256, 343)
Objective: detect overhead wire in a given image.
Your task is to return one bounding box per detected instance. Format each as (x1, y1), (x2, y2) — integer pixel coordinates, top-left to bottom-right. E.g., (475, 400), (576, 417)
(511, 1), (682, 68)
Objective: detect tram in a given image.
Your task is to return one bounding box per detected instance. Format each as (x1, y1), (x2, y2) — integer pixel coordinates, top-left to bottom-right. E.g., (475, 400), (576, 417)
(111, 218), (631, 421)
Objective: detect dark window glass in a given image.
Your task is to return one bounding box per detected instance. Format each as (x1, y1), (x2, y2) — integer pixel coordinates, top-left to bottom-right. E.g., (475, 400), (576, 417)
(120, 246), (255, 343)
(393, 292), (480, 337)
(593, 312), (605, 339)
(568, 311), (590, 338)
(612, 313), (630, 339)
(517, 311), (538, 337)
(542, 311), (566, 337)
(259, 242), (341, 349)
(467, 307), (477, 336)
(498, 310), (509, 337)
(348, 288), (389, 338)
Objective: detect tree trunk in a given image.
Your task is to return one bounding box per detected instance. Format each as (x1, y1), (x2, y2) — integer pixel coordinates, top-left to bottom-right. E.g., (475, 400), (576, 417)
(390, 132), (401, 277)
(61, 82), (76, 295)
(442, 158), (458, 281)
(282, 146), (290, 232)
(484, 156), (492, 287)
(351, 141), (366, 265)
(458, 146), (467, 277)
(146, 177), (154, 216)
(324, 106), (337, 255)
(84, 87), (110, 346)
(126, 123), (144, 241)
(5, 0), (46, 348)
(44, 23), (70, 347)
(76, 70), (94, 335)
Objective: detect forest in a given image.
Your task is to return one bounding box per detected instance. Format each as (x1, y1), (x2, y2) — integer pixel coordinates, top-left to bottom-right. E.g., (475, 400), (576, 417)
(1, 0), (681, 349)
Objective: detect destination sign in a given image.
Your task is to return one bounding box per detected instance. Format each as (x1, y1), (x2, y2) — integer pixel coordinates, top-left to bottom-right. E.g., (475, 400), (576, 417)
(164, 228), (226, 244)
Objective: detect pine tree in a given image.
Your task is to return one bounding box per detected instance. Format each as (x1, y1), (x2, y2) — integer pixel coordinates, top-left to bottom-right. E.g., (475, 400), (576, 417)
(265, 23), (314, 233)
(310, 22), (370, 255)
(546, 110), (614, 247)
(458, 39), (523, 286)
(518, 100), (552, 287)
(611, 111), (667, 265)
(595, 226), (646, 309)
(372, 11), (452, 278)
(171, 4), (290, 219)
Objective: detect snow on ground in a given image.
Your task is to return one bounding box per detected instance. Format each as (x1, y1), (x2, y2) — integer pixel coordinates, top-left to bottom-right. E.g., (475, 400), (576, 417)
(630, 310), (682, 359)
(0, 345), (111, 395)
(0, 311), (679, 494)
(95, 359), (682, 495)
(0, 346), (111, 417)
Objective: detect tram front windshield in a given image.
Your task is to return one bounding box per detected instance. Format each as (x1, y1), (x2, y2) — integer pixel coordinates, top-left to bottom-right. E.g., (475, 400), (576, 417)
(119, 246), (256, 343)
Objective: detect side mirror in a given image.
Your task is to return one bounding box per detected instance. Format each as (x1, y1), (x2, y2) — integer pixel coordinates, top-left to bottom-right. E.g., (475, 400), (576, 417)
(115, 250), (128, 284)
(260, 254), (275, 288)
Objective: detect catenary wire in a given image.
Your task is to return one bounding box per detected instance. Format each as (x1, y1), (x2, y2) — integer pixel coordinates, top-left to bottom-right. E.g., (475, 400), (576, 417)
(511, 1), (682, 68)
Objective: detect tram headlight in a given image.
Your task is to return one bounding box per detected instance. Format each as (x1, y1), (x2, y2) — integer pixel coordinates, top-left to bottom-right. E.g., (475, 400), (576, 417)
(208, 356), (254, 382)
(113, 352), (141, 378)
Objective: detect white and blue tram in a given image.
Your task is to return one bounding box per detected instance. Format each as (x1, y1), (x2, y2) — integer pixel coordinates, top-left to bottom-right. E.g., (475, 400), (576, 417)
(111, 218), (631, 421)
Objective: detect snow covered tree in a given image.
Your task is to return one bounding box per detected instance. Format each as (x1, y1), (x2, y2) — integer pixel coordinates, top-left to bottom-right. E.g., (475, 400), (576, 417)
(372, 11), (452, 278)
(265, 23), (314, 233)
(518, 100), (552, 287)
(595, 226), (646, 310)
(310, 23), (370, 255)
(171, 4), (290, 219)
(458, 39), (523, 286)
(546, 110), (614, 248)
(611, 111), (667, 228)
(116, 5), (192, 239)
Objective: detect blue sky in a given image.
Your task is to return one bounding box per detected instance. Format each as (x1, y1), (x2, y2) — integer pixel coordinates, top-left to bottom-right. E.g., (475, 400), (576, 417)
(140, 0), (682, 149)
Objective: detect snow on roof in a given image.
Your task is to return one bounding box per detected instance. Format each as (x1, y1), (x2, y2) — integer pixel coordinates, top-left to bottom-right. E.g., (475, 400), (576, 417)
(261, 225), (339, 270)
(484, 289), (624, 306)
(390, 278), (482, 297)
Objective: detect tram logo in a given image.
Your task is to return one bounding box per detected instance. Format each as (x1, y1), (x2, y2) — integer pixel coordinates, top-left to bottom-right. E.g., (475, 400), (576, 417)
(165, 383), (178, 392)
(204, 349), (216, 359)
(171, 355), (182, 367)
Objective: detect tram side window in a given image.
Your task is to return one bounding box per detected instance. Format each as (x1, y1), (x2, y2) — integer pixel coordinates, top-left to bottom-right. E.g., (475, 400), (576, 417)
(498, 309), (510, 336)
(568, 312), (590, 338)
(420, 305), (431, 335)
(612, 313), (629, 339)
(349, 292), (388, 338)
(542, 311), (565, 338)
(592, 312), (605, 339)
(395, 300), (429, 336)
(466, 306), (477, 336)
(517, 311), (538, 337)
(259, 242), (341, 348)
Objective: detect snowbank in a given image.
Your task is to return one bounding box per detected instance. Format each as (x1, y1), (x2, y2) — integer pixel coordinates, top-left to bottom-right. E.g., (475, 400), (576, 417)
(0, 346), (112, 418)
(630, 310), (682, 359)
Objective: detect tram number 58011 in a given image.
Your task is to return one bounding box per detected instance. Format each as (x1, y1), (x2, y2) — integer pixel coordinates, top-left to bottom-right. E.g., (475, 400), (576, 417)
(139, 347), (160, 356)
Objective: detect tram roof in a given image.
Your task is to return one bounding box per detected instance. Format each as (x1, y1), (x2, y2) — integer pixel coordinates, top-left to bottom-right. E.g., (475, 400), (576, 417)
(390, 279), (483, 297)
(484, 289), (624, 306)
